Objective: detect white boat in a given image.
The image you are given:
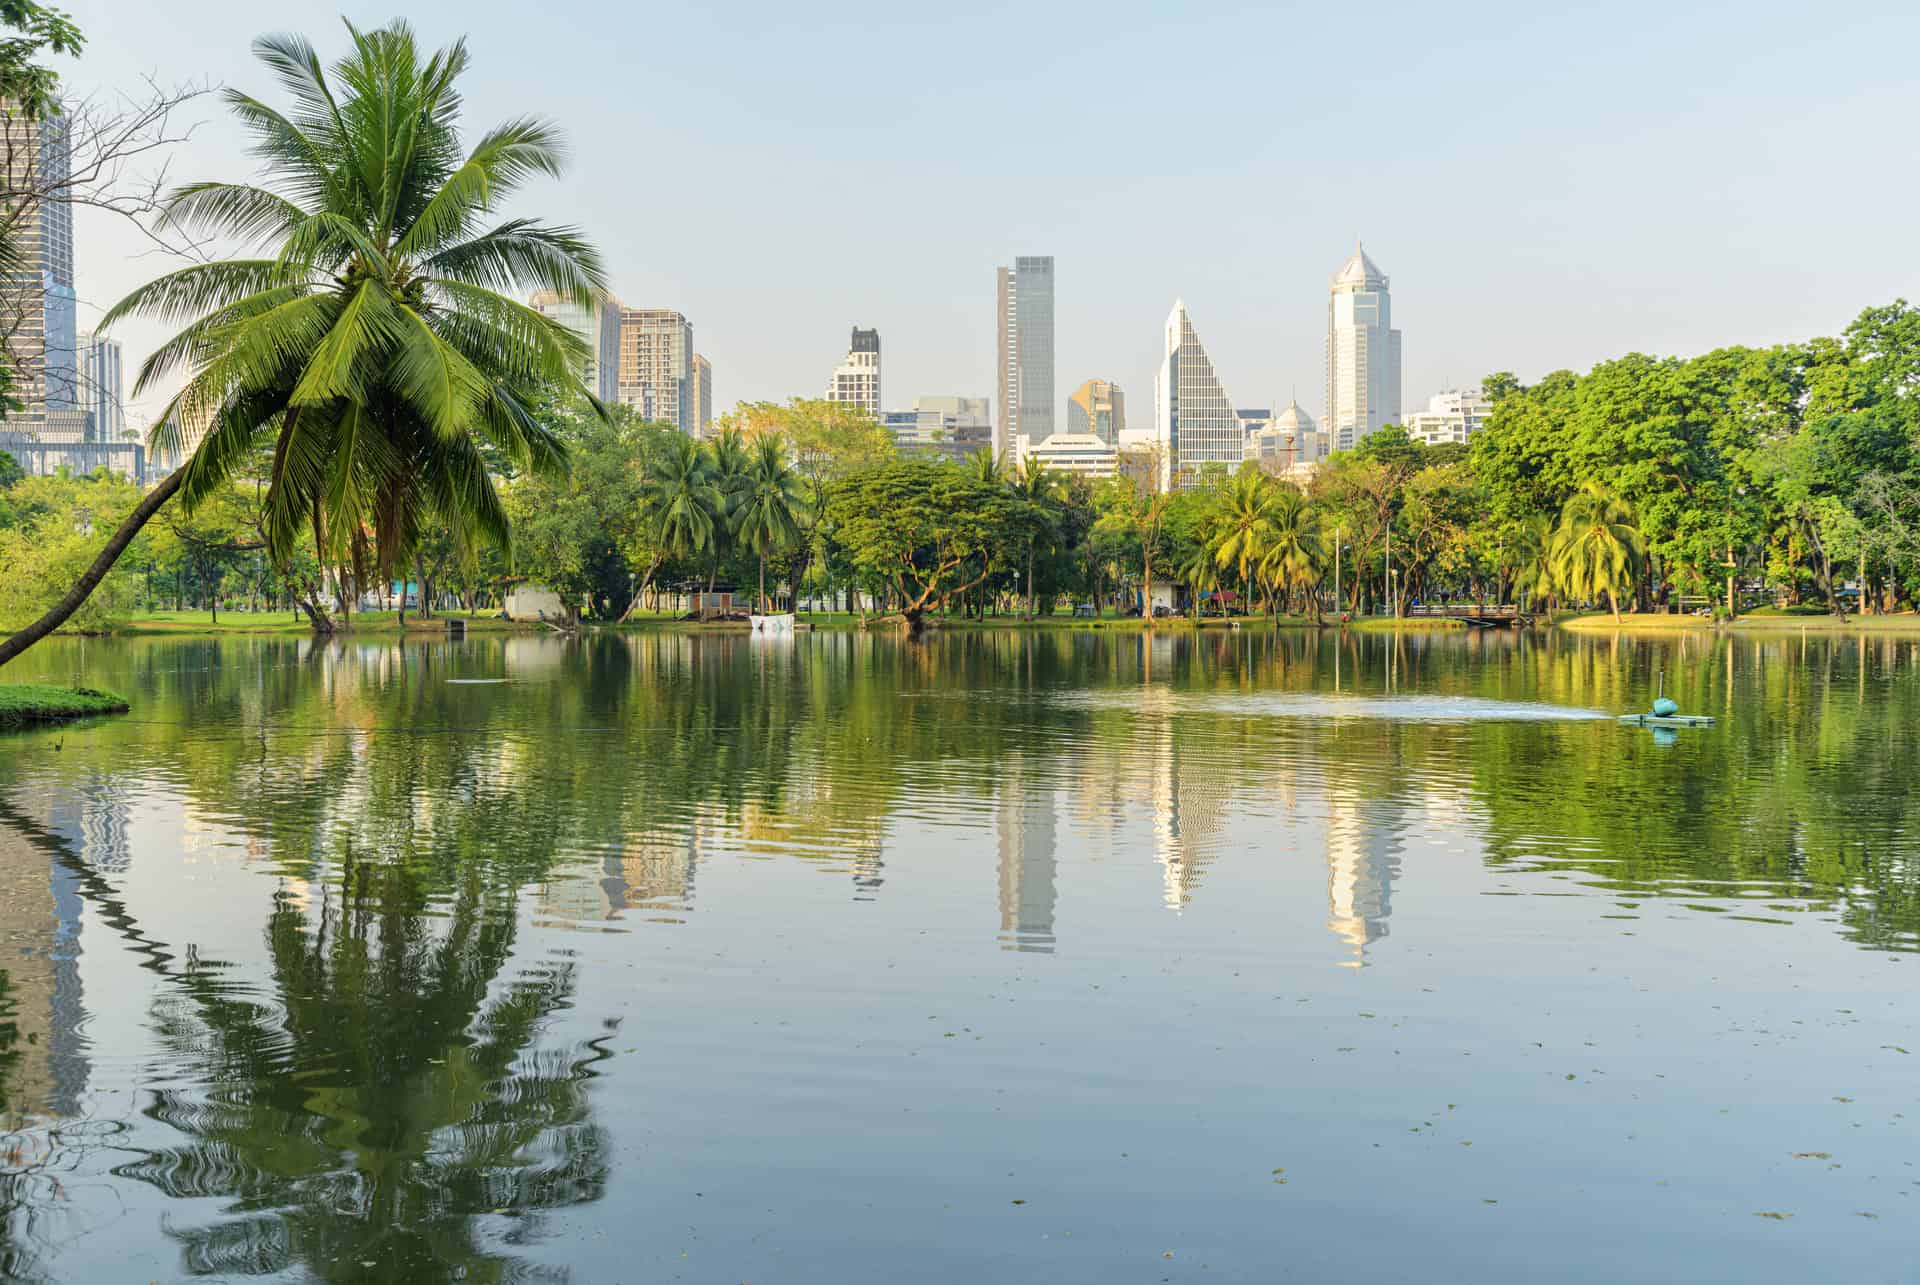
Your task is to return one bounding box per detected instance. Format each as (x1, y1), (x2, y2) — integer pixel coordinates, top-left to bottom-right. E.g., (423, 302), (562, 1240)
(750, 612), (796, 634)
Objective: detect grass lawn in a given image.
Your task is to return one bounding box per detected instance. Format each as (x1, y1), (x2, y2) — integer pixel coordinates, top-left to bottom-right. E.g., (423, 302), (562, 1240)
(118, 609), (538, 636)
(1559, 610), (1920, 634)
(0, 683), (130, 728)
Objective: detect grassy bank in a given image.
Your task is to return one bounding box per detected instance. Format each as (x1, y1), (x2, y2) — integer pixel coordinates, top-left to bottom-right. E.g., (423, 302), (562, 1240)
(611, 611), (1325, 633)
(1559, 610), (1920, 634)
(1347, 616), (1467, 632)
(0, 684), (130, 728)
(116, 609), (541, 637)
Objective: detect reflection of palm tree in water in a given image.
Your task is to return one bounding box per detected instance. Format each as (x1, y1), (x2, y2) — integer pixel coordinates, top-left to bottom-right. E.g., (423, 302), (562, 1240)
(108, 853), (614, 1283)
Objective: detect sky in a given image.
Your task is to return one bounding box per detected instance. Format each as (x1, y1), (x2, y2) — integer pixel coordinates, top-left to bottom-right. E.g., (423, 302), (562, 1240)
(55, 0), (1920, 429)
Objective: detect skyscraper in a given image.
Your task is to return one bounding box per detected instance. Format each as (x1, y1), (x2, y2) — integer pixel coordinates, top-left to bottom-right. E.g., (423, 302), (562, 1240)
(1153, 300), (1239, 487)
(824, 326), (880, 415)
(995, 255), (1054, 458)
(79, 332), (122, 441)
(1, 112), (77, 424)
(1066, 378), (1125, 445)
(691, 353), (713, 436)
(529, 289), (622, 404)
(617, 308), (694, 430)
(1324, 242), (1402, 452)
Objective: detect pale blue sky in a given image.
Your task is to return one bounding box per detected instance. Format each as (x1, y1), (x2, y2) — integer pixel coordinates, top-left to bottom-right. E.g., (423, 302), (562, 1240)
(63, 0), (1920, 426)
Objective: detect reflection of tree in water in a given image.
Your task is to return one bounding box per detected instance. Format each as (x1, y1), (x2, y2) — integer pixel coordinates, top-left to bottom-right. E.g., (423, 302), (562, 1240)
(112, 853), (615, 1282)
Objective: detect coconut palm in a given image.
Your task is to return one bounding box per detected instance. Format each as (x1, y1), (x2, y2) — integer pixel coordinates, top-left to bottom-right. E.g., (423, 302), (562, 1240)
(966, 447), (1005, 486)
(1509, 512), (1556, 612)
(1210, 469), (1280, 611)
(1009, 456), (1064, 619)
(702, 427), (750, 594)
(1177, 543), (1220, 621)
(733, 435), (804, 611)
(1257, 486), (1323, 620)
(3, 24), (606, 664)
(621, 433), (720, 619)
(1550, 485), (1644, 621)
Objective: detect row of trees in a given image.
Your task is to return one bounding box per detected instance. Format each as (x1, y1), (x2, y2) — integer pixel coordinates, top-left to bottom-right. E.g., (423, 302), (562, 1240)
(5, 16), (1920, 665)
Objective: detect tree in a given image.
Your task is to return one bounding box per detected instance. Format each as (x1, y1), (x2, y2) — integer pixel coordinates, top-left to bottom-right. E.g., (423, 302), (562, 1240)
(824, 459), (1015, 631)
(1, 21), (605, 669)
(0, 1), (81, 121)
(620, 432), (720, 619)
(1208, 468), (1280, 610)
(1550, 485), (1644, 621)
(1009, 455), (1064, 619)
(1257, 484), (1323, 620)
(732, 434), (803, 612)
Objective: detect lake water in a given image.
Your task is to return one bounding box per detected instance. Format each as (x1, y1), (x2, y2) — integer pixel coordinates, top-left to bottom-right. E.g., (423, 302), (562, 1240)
(0, 627), (1915, 1283)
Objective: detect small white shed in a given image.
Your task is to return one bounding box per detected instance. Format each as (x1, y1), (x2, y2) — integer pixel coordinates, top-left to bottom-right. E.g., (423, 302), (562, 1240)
(504, 584), (566, 622)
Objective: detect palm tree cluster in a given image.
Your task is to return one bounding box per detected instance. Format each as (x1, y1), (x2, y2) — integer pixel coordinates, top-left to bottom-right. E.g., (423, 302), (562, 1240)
(628, 428), (803, 615)
(1186, 469), (1328, 620)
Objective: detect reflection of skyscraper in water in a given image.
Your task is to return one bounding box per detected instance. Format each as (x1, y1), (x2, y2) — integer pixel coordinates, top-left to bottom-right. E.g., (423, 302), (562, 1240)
(1142, 710), (1233, 911)
(0, 776), (131, 1121)
(535, 825), (698, 925)
(1324, 789), (1405, 967)
(996, 752), (1057, 953)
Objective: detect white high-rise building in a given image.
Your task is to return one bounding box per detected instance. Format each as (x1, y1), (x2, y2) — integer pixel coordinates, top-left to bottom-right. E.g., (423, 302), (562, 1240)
(617, 308), (694, 430)
(79, 332), (123, 440)
(1152, 299), (1239, 488)
(691, 353), (713, 436)
(529, 290), (622, 404)
(824, 326), (881, 415)
(996, 255), (1054, 458)
(1324, 242), (1402, 452)
(1403, 387), (1491, 446)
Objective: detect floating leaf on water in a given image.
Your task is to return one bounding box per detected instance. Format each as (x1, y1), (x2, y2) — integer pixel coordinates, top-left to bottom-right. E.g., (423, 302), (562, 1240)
(1792, 1152), (1832, 1160)
(1753, 1212), (1791, 1220)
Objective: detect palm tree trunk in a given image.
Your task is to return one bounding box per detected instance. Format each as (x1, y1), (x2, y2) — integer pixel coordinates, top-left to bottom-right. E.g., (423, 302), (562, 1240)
(0, 466), (185, 668)
(759, 553), (767, 613)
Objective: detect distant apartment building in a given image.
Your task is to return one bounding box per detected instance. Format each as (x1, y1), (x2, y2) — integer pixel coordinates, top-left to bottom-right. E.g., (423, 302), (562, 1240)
(824, 326), (881, 415)
(1066, 379), (1125, 445)
(1, 111), (78, 428)
(1325, 242), (1402, 452)
(996, 255), (1054, 457)
(1403, 387), (1491, 445)
(883, 395), (992, 461)
(691, 353), (713, 436)
(617, 308), (694, 430)
(1153, 299), (1239, 487)
(80, 332), (123, 440)
(529, 289), (622, 403)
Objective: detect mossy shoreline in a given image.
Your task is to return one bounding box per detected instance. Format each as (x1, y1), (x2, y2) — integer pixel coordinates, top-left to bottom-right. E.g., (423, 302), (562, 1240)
(0, 684), (131, 728)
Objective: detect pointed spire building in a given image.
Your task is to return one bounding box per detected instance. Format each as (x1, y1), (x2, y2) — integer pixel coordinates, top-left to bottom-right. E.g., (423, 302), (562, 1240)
(1324, 241), (1402, 451)
(1153, 299), (1239, 488)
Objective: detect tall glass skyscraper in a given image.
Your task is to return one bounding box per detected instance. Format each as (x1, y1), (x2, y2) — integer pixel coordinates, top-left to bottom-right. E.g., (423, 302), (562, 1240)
(529, 289), (622, 403)
(1153, 300), (1239, 487)
(995, 255), (1054, 458)
(1324, 242), (1402, 452)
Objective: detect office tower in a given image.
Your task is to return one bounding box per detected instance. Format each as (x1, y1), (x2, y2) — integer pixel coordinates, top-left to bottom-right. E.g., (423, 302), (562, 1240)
(691, 353), (713, 436)
(1324, 241), (1402, 451)
(1066, 378), (1125, 445)
(1403, 387), (1492, 446)
(1, 112), (77, 424)
(995, 255), (1054, 457)
(1152, 299), (1239, 487)
(79, 332), (123, 441)
(617, 308), (694, 430)
(529, 289), (622, 403)
(824, 326), (881, 415)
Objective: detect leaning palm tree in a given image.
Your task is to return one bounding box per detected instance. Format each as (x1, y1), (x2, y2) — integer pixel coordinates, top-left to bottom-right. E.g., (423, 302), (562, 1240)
(733, 435), (804, 612)
(1510, 512), (1556, 613)
(1550, 485), (1644, 621)
(620, 433), (721, 620)
(0, 21), (604, 667)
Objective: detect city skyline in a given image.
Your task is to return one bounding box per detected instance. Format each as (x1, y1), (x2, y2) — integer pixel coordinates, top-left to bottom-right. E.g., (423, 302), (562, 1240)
(51, 1), (1920, 437)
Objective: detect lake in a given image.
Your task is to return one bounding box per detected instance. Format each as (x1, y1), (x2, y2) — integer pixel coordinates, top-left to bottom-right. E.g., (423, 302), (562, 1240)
(0, 627), (1915, 1282)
